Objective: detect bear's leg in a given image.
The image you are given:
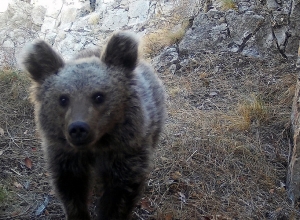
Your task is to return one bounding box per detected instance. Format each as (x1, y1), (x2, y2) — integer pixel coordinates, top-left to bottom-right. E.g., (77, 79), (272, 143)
(96, 180), (144, 220)
(95, 154), (147, 220)
(49, 150), (93, 220)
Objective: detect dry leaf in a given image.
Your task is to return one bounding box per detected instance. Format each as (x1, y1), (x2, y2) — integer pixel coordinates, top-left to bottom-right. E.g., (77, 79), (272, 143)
(44, 209), (49, 215)
(24, 157), (33, 169)
(140, 198), (154, 212)
(24, 130), (28, 135)
(164, 213), (173, 220)
(0, 127), (4, 136)
(0, 150), (3, 156)
(171, 171), (182, 180)
(160, 156), (169, 161)
(14, 182), (22, 188)
(49, 189), (56, 196)
(11, 210), (21, 217)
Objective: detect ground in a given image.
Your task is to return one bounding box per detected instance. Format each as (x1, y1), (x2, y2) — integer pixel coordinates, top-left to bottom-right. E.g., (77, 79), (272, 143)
(0, 51), (299, 220)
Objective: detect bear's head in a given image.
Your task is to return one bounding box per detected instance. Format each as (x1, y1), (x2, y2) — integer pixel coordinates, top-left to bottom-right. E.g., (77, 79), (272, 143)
(21, 32), (139, 149)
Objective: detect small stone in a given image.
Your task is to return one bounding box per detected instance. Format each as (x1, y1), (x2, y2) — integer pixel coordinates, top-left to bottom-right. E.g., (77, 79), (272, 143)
(2, 40), (14, 48)
(209, 92), (218, 97)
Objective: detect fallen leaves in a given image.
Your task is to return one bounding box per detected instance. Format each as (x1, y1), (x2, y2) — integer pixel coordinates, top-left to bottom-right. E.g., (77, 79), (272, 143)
(24, 157), (32, 169)
(13, 182), (22, 188)
(139, 198), (154, 213)
(200, 215), (232, 220)
(164, 213), (173, 220)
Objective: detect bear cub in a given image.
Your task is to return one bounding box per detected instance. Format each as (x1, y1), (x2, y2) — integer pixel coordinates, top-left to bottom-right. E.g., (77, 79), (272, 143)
(21, 32), (166, 220)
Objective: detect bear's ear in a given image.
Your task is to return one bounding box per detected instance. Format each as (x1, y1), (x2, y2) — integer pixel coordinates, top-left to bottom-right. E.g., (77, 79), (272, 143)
(101, 32), (138, 70)
(20, 40), (64, 84)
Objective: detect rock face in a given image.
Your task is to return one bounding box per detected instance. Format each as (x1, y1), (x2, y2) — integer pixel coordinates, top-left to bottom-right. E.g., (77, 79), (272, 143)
(179, 0), (300, 58)
(0, 0), (300, 66)
(0, 0), (299, 67)
(0, 1), (42, 67)
(0, 0), (159, 66)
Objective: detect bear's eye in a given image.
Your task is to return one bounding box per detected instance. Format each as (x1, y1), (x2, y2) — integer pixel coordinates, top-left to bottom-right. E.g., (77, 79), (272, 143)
(92, 93), (105, 104)
(59, 95), (69, 107)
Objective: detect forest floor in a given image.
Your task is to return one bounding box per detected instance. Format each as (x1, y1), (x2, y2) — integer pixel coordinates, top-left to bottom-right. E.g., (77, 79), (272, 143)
(0, 50), (299, 219)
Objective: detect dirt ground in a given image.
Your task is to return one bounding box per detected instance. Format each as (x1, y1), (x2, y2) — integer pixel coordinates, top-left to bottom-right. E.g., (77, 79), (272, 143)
(0, 50), (299, 220)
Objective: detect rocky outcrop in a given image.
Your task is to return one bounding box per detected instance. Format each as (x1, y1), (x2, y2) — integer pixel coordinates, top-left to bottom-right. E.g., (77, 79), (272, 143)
(0, 1), (42, 67)
(179, 0), (300, 58)
(0, 0), (162, 66)
(0, 0), (299, 67)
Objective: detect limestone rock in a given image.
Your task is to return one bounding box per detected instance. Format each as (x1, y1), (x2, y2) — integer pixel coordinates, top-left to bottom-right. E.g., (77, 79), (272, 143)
(128, 0), (150, 26)
(41, 16), (56, 34)
(101, 8), (129, 31)
(152, 47), (179, 73)
(2, 39), (14, 48)
(179, 10), (230, 55)
(31, 5), (46, 25)
(0, 0), (299, 68)
(285, 0), (300, 57)
(43, 0), (64, 18)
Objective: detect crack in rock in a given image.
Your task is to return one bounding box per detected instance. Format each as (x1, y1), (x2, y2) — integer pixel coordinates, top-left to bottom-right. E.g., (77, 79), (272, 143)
(237, 20), (264, 53)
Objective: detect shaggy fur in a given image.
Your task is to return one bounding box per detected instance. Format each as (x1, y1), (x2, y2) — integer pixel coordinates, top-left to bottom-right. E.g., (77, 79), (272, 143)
(20, 32), (166, 220)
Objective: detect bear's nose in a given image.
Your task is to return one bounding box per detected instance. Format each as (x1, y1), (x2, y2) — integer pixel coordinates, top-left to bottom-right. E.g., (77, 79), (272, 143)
(68, 121), (90, 145)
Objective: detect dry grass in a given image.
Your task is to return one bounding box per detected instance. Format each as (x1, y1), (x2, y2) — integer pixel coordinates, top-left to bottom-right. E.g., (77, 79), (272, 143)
(0, 51), (299, 219)
(134, 53), (298, 219)
(141, 1), (198, 59)
(0, 69), (47, 219)
(219, 0), (238, 11)
(224, 95), (269, 131)
(142, 19), (190, 58)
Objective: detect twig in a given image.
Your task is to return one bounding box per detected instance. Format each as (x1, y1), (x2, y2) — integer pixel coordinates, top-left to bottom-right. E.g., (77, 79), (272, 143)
(5, 120), (21, 149)
(10, 168), (22, 176)
(186, 150), (197, 162)
(133, 211), (144, 220)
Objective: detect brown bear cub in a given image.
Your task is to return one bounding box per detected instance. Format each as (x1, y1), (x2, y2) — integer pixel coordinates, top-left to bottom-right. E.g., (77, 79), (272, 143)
(20, 32), (166, 220)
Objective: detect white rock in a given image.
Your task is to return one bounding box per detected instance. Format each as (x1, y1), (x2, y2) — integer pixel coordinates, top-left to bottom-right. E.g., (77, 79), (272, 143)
(128, 0), (150, 26)
(2, 39), (14, 48)
(101, 9), (128, 31)
(16, 36), (25, 45)
(44, 32), (58, 45)
(41, 16), (57, 33)
(32, 5), (46, 25)
(56, 31), (66, 41)
(71, 16), (89, 31)
(45, 0), (64, 18)
(209, 92), (218, 97)
(0, 0), (10, 13)
(59, 6), (78, 25)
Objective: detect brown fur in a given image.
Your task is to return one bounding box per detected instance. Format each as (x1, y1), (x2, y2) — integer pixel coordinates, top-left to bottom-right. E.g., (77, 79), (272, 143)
(20, 32), (166, 220)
